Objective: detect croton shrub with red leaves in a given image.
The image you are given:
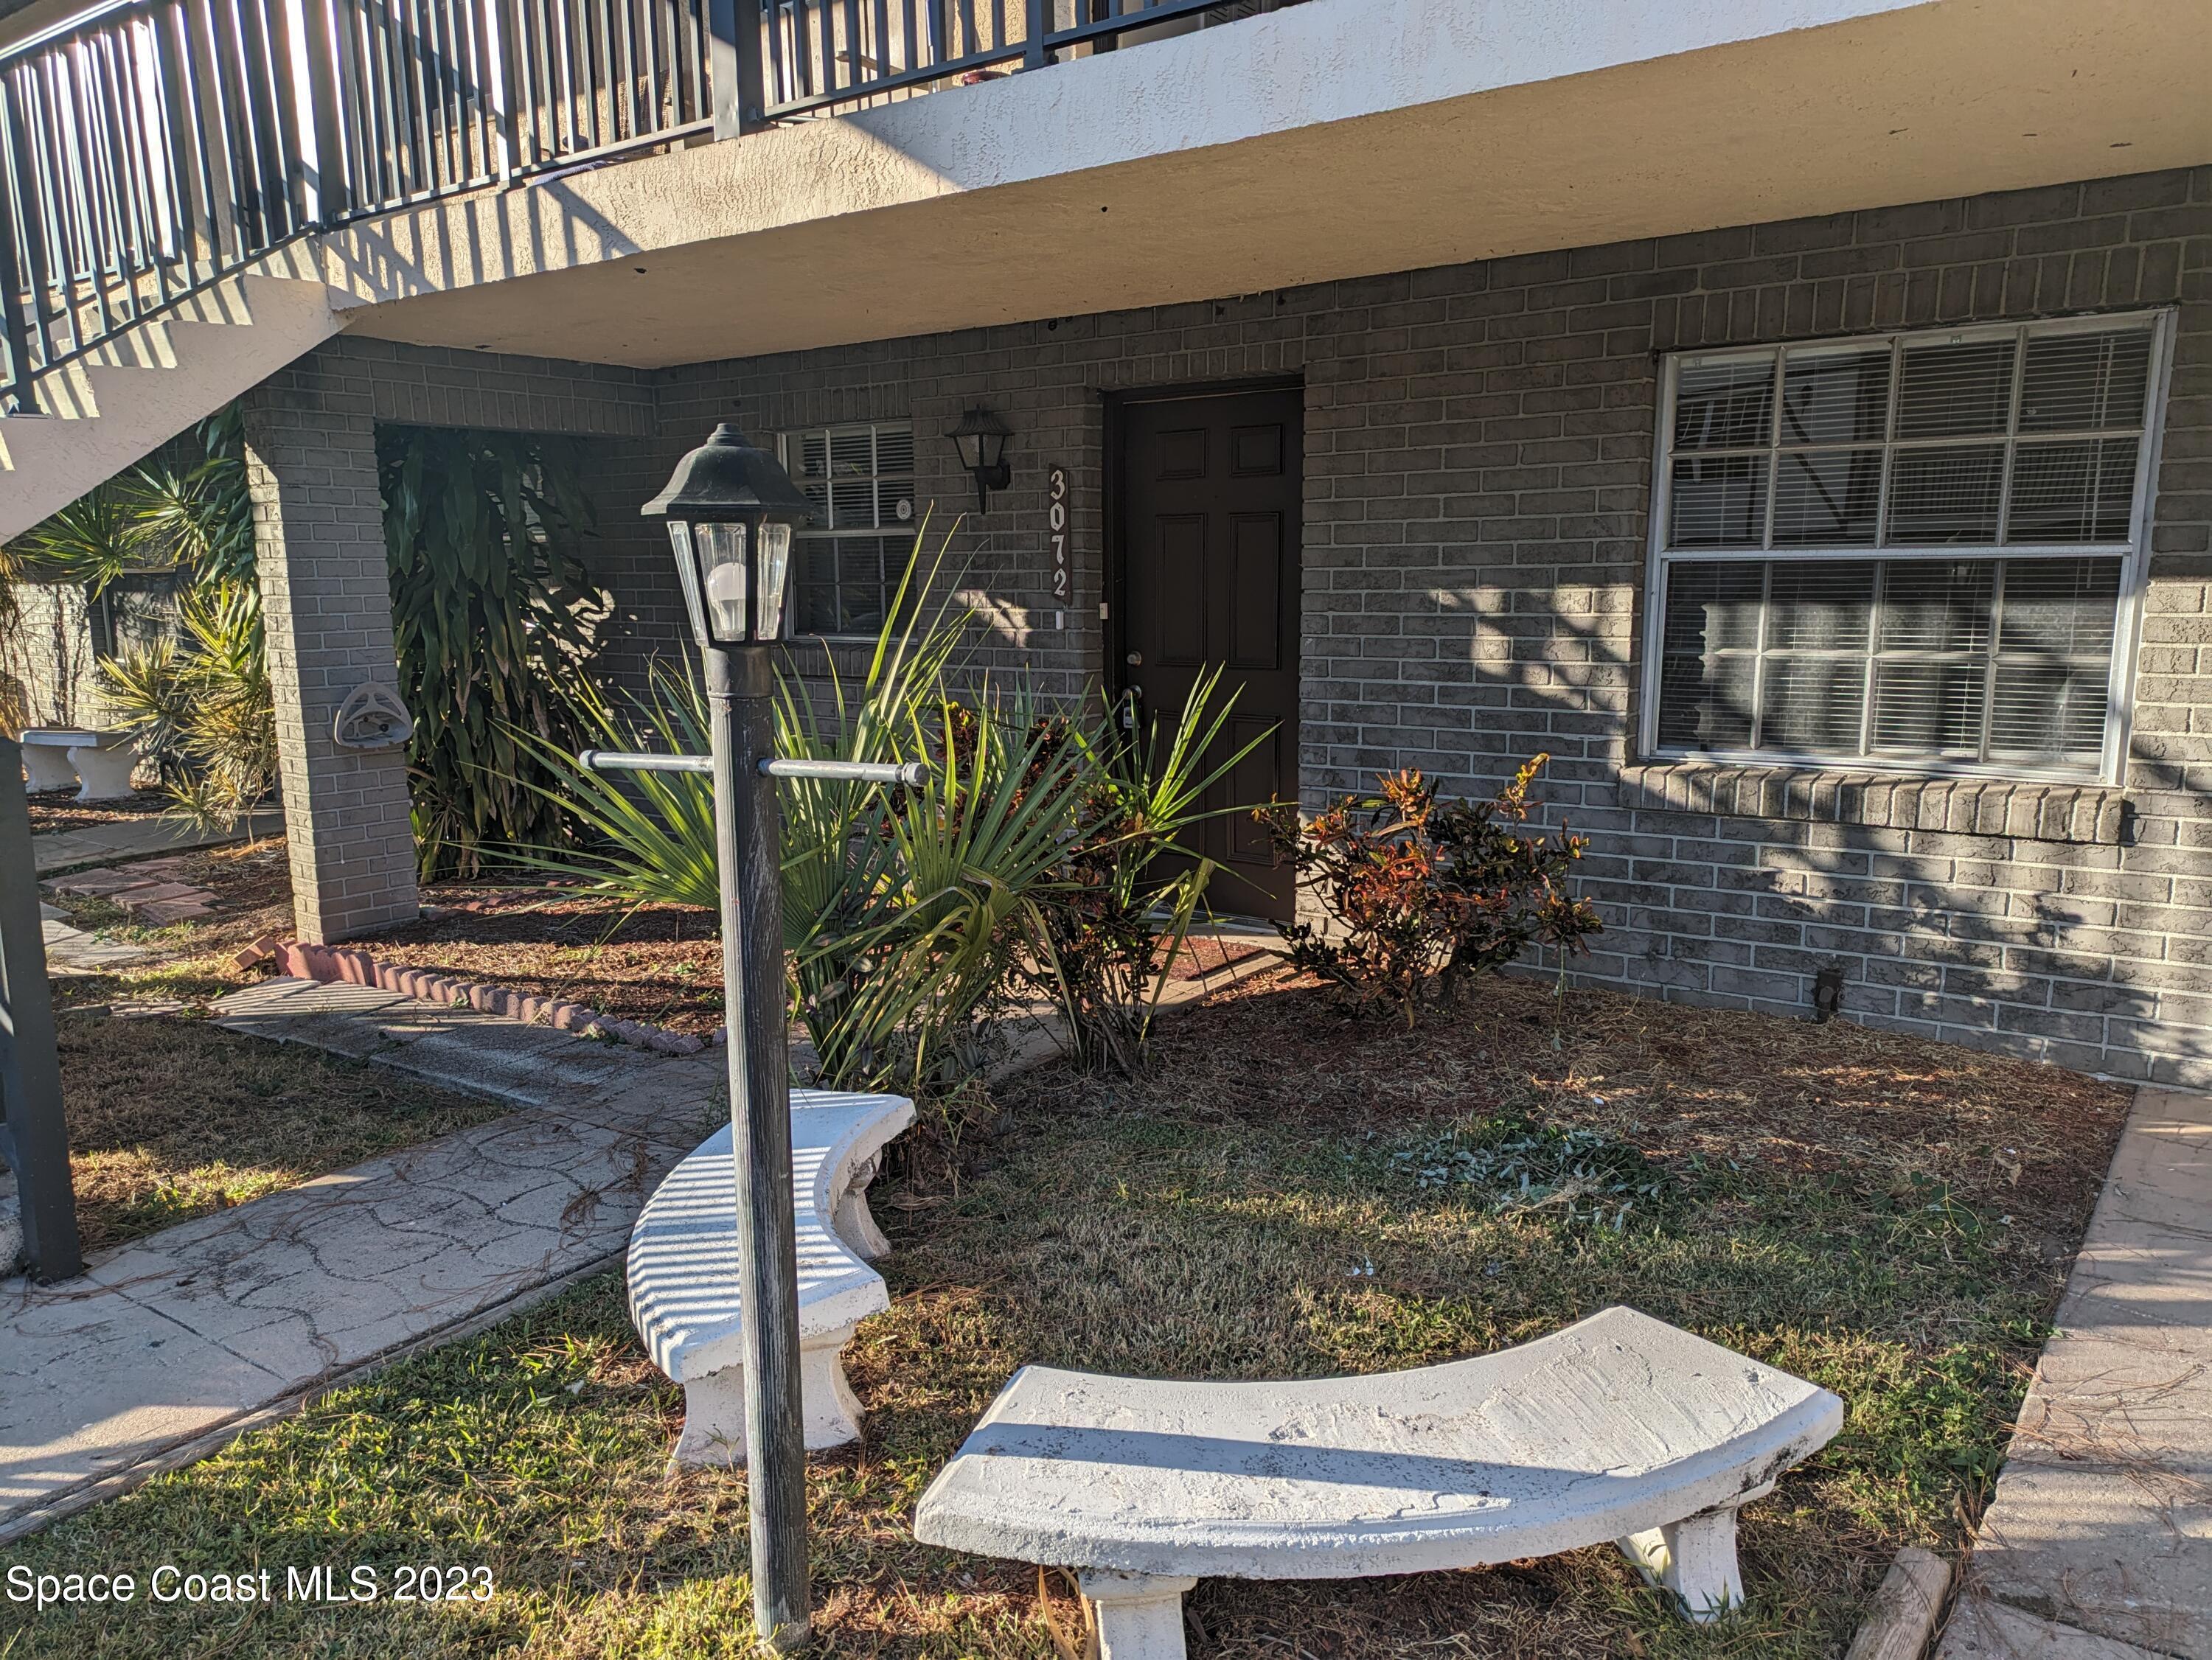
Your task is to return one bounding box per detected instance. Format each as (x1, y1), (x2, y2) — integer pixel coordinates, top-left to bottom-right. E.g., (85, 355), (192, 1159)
(1255, 755), (1603, 1025)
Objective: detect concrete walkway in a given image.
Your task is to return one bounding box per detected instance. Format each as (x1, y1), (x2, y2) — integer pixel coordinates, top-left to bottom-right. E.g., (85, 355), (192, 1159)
(0, 978), (724, 1543)
(1941, 1087), (2212, 1659)
(30, 806), (283, 876)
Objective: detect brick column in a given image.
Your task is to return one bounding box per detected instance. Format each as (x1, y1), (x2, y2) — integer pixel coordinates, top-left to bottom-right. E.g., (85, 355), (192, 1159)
(243, 349), (420, 942)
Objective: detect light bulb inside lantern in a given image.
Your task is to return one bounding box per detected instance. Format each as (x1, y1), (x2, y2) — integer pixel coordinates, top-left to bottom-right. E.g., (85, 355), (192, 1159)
(695, 523), (750, 641)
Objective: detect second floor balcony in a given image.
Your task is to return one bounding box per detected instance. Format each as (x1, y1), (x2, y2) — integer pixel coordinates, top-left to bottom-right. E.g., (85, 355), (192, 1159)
(0, 0), (2197, 461)
(0, 0), (1312, 407)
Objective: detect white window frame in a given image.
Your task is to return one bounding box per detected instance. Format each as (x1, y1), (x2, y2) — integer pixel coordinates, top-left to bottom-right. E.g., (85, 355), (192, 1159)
(1638, 309), (2175, 786)
(776, 421), (917, 640)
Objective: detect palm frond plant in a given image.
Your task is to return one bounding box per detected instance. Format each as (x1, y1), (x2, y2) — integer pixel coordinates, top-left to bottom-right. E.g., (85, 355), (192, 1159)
(6, 408), (246, 598)
(125, 411), (257, 593)
(518, 523), (1282, 1113)
(96, 634), (189, 772)
(804, 679), (1087, 1093)
(55, 412), (276, 827)
(516, 528), (1082, 1098)
(6, 478), (154, 593)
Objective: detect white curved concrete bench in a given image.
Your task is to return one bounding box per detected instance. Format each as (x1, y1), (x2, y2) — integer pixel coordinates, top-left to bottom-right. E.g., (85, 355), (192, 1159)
(914, 1306), (1843, 1656)
(626, 1088), (914, 1471)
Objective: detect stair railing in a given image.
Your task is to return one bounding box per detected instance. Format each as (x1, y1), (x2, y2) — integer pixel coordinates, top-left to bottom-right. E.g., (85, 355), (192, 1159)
(0, 0), (715, 413)
(0, 0), (1292, 414)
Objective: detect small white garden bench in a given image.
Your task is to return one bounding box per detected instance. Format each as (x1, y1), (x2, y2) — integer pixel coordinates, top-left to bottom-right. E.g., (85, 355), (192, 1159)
(626, 1089), (914, 1471)
(18, 727), (138, 800)
(914, 1305), (1843, 1656)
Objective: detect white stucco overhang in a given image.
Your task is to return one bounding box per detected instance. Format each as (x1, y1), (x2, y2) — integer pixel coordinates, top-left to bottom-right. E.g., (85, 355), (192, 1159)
(282, 0), (2212, 365)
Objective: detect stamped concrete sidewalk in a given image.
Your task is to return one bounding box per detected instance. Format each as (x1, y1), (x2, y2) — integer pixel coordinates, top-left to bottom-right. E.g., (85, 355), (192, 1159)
(0, 978), (723, 1543)
(1941, 1087), (2212, 1659)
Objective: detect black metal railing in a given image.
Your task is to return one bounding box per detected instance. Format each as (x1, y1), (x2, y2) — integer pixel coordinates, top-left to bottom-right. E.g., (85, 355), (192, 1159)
(0, 0), (715, 411)
(0, 0), (1292, 412)
(752, 0), (1291, 119)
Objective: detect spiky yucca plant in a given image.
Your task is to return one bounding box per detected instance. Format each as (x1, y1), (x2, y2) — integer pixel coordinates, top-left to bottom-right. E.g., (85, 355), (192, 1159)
(100, 582), (276, 829)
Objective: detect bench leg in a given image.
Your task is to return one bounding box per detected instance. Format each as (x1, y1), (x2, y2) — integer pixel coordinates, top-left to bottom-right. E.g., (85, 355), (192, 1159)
(831, 1156), (891, 1261)
(669, 1367), (751, 1471)
(21, 745), (78, 792)
(1077, 1570), (1197, 1660)
(1616, 1504), (1745, 1622)
(667, 1324), (866, 1473)
(798, 1321), (867, 1448)
(67, 744), (136, 801)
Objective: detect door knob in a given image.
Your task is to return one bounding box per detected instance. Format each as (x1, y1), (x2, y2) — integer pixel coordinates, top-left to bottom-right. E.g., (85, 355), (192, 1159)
(1125, 652), (1142, 666)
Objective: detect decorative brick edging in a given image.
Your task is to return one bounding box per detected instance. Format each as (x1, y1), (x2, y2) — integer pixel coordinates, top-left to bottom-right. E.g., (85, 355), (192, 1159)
(274, 939), (723, 1057)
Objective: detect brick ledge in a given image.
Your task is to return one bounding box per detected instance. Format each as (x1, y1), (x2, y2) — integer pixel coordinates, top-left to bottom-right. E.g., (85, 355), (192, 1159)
(1617, 761), (2131, 845)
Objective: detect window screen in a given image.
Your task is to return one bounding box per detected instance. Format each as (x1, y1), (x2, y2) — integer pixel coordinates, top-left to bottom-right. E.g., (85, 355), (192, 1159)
(779, 423), (917, 635)
(1649, 315), (2163, 779)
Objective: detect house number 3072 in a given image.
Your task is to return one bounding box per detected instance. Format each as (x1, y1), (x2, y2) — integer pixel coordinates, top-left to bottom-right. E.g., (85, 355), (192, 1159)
(1048, 466), (1071, 603)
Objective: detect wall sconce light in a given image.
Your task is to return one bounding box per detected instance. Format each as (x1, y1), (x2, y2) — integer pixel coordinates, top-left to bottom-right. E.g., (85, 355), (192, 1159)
(947, 405), (1012, 514)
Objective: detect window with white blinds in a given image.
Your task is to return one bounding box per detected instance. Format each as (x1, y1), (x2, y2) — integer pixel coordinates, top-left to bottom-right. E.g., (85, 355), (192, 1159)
(1646, 313), (2168, 780)
(778, 423), (917, 636)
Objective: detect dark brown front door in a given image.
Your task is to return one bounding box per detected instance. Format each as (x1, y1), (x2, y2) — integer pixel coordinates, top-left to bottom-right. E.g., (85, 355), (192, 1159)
(1116, 386), (1301, 921)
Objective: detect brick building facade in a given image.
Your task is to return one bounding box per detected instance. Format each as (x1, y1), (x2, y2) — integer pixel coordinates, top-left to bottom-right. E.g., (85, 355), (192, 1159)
(248, 164), (2212, 1083)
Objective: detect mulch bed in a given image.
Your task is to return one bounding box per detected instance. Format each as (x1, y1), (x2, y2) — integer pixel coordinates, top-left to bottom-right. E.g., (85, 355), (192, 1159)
(23, 786), (177, 837)
(383, 885), (731, 1033)
(370, 885), (1274, 1038)
(1097, 963), (2131, 1254)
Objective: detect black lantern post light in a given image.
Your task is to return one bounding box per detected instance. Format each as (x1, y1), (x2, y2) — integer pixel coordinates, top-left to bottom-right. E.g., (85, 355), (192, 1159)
(581, 424), (922, 1652)
(946, 405), (1012, 512)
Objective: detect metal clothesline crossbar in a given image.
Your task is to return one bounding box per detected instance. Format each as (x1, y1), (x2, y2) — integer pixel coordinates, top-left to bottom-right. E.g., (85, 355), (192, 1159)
(577, 749), (928, 787)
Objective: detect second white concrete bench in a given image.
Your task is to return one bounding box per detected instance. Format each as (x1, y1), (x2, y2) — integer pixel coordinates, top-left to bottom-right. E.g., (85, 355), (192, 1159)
(914, 1306), (1843, 1656)
(18, 727), (138, 800)
(626, 1089), (914, 1471)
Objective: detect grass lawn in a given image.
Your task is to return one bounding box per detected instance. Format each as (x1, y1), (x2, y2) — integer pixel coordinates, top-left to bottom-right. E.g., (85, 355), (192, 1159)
(49, 1005), (511, 1250)
(0, 968), (2128, 1659)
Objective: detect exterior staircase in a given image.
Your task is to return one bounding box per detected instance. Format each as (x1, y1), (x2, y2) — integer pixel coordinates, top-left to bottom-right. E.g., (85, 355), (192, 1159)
(0, 265), (347, 543)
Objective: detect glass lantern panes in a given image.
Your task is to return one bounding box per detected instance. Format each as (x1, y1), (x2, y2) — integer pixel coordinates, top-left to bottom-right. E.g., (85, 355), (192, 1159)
(778, 423), (917, 635)
(1649, 314), (2162, 778)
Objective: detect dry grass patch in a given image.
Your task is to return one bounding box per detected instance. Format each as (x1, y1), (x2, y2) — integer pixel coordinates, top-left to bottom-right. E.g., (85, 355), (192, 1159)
(54, 1007), (511, 1249)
